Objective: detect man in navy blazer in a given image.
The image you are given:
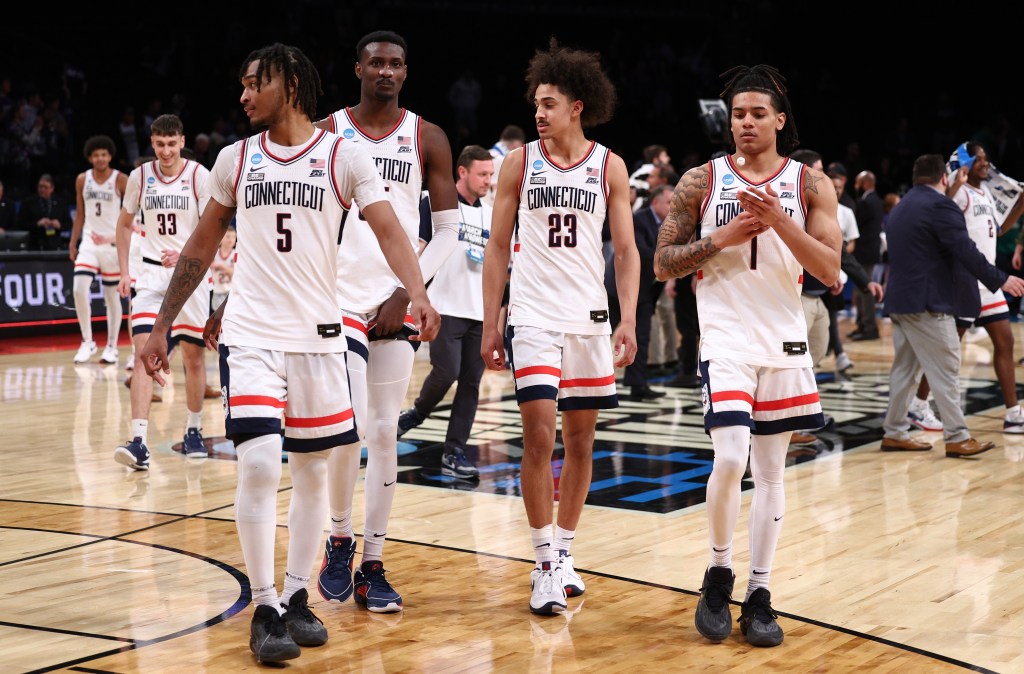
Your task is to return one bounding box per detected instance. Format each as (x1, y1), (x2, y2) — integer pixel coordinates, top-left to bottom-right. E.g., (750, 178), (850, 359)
(880, 154), (1024, 457)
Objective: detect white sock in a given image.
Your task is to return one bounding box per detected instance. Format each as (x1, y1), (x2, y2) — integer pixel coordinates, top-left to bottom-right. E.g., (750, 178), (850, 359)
(281, 571), (309, 608)
(531, 524), (554, 564)
(554, 525), (575, 555)
(186, 410), (203, 431)
(131, 419), (148, 444)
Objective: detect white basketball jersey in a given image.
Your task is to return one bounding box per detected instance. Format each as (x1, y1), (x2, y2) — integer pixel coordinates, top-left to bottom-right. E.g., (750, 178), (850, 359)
(125, 160), (208, 261)
(329, 108), (424, 312)
(953, 183), (998, 267)
(82, 169), (121, 239)
(508, 140), (611, 335)
(696, 156), (811, 368)
(207, 129), (386, 353)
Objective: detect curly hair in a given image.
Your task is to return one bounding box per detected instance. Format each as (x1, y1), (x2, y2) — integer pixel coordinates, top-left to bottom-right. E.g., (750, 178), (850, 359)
(83, 135), (116, 159)
(239, 43), (322, 121)
(524, 37), (617, 129)
(719, 64), (799, 155)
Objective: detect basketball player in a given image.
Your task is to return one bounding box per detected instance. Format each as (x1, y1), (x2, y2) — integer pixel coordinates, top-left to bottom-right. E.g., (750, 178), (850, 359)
(653, 65), (841, 647)
(138, 43), (438, 663)
(910, 142), (1024, 433)
(481, 39), (640, 616)
(312, 30), (460, 614)
(69, 136), (127, 365)
(114, 114), (211, 468)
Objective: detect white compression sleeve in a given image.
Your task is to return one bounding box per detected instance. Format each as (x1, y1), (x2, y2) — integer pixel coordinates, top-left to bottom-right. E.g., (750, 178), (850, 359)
(416, 208), (461, 284)
(706, 425), (752, 569)
(234, 434), (284, 607)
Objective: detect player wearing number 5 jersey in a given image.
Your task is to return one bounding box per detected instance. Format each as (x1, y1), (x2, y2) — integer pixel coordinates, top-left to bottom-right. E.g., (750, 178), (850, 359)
(654, 65), (841, 647)
(113, 114), (213, 469)
(482, 39), (639, 617)
(138, 44), (437, 663)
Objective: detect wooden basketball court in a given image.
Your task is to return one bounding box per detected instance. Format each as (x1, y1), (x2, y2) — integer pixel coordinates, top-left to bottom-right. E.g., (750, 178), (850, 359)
(2, 315), (1022, 673)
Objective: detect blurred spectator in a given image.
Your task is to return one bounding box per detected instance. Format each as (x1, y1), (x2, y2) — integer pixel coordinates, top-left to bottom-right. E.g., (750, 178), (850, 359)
(0, 179), (14, 234)
(116, 107), (144, 171)
(19, 173), (71, 250)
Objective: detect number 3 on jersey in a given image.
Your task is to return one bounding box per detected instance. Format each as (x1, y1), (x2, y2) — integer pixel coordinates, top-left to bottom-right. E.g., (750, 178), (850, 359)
(548, 213), (577, 248)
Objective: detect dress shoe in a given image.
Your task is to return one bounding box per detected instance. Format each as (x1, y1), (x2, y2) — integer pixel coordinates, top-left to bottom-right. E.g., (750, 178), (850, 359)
(790, 432), (817, 445)
(665, 372), (701, 389)
(630, 386), (666, 401)
(880, 436), (932, 452)
(204, 384), (221, 399)
(850, 331), (880, 341)
(846, 329), (862, 339)
(945, 437), (995, 458)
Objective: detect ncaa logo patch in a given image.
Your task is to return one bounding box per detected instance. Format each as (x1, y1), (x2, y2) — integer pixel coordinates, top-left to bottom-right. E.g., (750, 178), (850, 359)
(533, 159), (543, 171)
(723, 174), (735, 186)
(343, 128), (355, 139)
(251, 153), (263, 165)
(146, 176), (155, 184)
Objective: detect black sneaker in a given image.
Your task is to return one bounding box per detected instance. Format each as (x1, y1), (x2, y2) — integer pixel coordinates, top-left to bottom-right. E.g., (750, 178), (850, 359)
(442, 449), (479, 479)
(738, 587), (784, 647)
(396, 408), (424, 437)
(695, 566), (734, 642)
(249, 604), (300, 663)
(281, 588), (328, 647)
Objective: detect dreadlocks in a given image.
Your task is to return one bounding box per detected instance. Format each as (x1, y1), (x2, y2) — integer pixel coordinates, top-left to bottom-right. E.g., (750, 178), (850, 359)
(239, 43), (322, 121)
(525, 37), (617, 129)
(719, 64), (799, 155)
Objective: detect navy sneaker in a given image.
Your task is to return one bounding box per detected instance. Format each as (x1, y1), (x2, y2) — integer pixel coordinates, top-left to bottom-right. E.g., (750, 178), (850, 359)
(396, 408), (424, 437)
(183, 428), (207, 459)
(114, 437), (150, 471)
(354, 560), (403, 613)
(317, 535), (357, 602)
(442, 449), (480, 479)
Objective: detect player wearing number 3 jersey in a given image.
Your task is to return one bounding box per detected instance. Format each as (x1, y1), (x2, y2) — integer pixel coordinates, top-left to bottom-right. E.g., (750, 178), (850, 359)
(482, 39), (639, 616)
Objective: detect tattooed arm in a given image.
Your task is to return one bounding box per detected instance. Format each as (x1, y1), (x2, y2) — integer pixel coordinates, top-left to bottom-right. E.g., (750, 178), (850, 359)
(141, 199), (236, 384)
(654, 164), (768, 281)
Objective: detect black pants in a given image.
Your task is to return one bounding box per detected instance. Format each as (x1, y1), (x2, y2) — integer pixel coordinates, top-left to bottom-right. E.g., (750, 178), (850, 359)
(853, 263), (878, 334)
(413, 314), (484, 449)
(674, 274), (700, 374)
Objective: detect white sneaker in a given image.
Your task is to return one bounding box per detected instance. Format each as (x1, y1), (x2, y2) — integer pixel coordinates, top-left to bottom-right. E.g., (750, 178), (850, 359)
(100, 345), (118, 365)
(907, 399), (942, 432)
(73, 340), (97, 364)
(125, 349), (135, 370)
(1004, 406), (1024, 433)
(529, 562), (566, 615)
(835, 352), (854, 372)
(558, 551), (586, 597)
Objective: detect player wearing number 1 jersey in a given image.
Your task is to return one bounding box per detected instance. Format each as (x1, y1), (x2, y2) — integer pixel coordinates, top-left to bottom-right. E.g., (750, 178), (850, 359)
(70, 136), (128, 365)
(482, 39), (639, 616)
(138, 44), (437, 663)
(654, 65), (840, 647)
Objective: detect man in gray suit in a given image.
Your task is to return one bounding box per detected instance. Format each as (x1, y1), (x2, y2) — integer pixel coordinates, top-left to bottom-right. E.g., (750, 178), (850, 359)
(880, 154), (1024, 457)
